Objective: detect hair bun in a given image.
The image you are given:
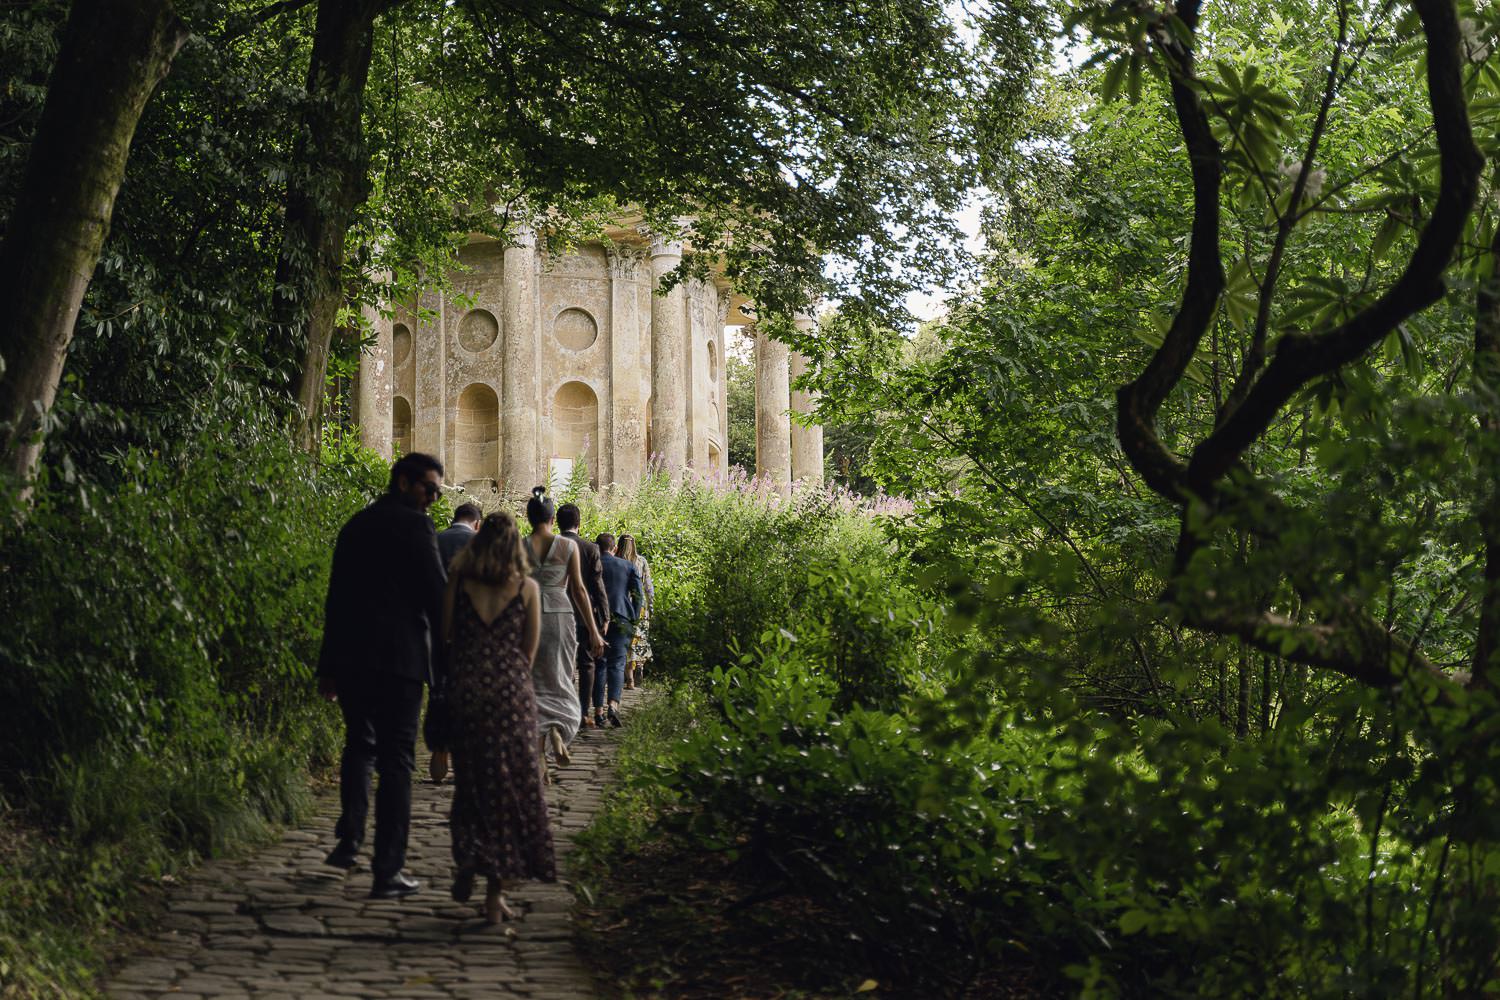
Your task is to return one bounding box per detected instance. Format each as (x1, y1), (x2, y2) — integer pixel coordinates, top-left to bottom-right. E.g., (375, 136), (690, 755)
(531, 486), (547, 499)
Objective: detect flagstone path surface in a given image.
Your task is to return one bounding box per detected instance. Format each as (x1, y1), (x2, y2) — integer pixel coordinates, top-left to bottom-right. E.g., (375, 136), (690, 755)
(105, 689), (640, 999)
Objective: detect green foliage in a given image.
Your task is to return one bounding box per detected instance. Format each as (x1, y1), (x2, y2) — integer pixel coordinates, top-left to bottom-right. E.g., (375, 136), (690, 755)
(724, 352), (756, 473)
(571, 686), (707, 889)
(0, 412), (384, 997)
(584, 474), (929, 710)
(612, 536), (1500, 996)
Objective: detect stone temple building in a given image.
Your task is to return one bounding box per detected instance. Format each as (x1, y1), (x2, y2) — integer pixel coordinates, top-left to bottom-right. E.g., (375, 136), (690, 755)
(353, 225), (823, 496)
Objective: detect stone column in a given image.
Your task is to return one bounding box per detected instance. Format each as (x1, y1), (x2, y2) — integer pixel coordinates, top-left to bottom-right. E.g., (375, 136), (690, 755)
(412, 288), (446, 459)
(356, 292), (393, 458)
(502, 228), (540, 493)
(609, 244), (648, 487)
(716, 290), (732, 475)
(789, 311), (824, 485)
(649, 237), (688, 472)
(686, 278), (710, 471)
(754, 322), (792, 489)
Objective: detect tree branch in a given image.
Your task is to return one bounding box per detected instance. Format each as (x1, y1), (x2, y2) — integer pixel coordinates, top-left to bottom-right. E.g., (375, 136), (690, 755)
(1186, 0), (1482, 491)
(1220, 1), (1348, 422)
(1115, 0), (1224, 504)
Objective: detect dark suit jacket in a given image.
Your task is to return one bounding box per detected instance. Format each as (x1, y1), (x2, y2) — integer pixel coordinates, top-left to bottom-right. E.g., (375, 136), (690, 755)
(562, 529), (608, 630)
(599, 552), (643, 628)
(317, 493), (447, 687)
(437, 523), (476, 569)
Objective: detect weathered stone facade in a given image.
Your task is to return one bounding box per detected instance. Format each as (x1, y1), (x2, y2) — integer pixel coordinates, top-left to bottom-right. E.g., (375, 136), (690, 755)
(356, 229), (823, 495)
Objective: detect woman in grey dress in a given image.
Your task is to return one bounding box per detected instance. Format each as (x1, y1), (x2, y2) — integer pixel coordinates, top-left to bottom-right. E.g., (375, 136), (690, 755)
(524, 487), (604, 777)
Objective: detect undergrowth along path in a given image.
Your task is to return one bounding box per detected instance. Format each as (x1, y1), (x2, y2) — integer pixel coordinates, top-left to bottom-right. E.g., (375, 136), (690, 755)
(106, 689), (641, 999)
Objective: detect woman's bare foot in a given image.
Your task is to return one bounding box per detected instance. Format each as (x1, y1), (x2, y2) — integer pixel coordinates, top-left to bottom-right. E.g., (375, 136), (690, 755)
(484, 883), (516, 924)
(549, 727), (571, 766)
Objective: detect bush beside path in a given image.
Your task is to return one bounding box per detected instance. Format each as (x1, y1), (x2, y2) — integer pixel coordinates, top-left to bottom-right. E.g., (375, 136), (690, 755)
(104, 690), (641, 1000)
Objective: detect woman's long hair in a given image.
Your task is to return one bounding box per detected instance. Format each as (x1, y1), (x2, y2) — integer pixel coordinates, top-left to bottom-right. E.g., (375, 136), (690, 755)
(617, 534), (639, 563)
(450, 512), (530, 585)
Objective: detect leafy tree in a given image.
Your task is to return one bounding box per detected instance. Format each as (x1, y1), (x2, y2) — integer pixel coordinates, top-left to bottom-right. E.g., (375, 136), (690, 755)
(725, 352), (756, 472)
(0, 0), (187, 489)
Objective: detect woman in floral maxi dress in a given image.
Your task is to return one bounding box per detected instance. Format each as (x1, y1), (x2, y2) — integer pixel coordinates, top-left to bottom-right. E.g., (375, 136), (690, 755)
(617, 534), (653, 689)
(443, 512), (554, 923)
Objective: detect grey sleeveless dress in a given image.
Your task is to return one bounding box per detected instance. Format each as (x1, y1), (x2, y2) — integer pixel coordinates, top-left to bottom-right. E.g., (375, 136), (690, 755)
(526, 534), (582, 746)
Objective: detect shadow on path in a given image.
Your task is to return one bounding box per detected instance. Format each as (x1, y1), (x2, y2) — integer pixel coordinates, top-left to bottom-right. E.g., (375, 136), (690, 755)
(106, 688), (642, 999)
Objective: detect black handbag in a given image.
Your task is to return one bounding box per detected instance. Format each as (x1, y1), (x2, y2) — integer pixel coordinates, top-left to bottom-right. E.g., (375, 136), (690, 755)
(423, 683), (451, 753)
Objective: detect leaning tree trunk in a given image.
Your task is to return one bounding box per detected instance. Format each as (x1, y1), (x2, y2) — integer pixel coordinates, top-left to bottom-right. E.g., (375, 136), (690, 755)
(1472, 218), (1500, 689)
(272, 0), (387, 453)
(0, 0), (188, 489)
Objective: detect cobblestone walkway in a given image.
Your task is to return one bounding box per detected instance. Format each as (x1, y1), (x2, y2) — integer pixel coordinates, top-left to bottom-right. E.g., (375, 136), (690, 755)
(106, 689), (640, 999)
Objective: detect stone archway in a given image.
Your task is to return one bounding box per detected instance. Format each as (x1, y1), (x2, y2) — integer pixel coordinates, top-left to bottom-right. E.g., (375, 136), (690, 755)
(392, 396), (412, 457)
(456, 383), (500, 484)
(552, 380), (599, 487)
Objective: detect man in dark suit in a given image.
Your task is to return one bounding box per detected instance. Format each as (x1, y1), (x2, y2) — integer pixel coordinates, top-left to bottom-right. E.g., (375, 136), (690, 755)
(437, 502), (481, 567)
(317, 453), (447, 899)
(557, 502), (608, 727)
(594, 532), (643, 728)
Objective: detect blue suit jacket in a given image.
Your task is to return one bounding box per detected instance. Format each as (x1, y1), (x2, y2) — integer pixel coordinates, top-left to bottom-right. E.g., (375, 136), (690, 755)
(599, 552), (643, 628)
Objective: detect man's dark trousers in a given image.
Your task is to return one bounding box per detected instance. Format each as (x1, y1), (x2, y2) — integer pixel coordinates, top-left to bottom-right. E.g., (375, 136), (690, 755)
(334, 675), (424, 880)
(562, 528), (608, 718)
(594, 622), (632, 707)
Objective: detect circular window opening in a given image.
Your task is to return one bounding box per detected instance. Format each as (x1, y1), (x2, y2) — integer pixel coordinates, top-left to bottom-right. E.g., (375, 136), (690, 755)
(459, 309), (499, 353)
(393, 323), (413, 366)
(554, 308), (599, 352)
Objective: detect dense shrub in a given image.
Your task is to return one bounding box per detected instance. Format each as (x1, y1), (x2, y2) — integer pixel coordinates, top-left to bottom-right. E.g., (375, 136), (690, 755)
(574, 471), (931, 710)
(626, 624), (1500, 996)
(573, 479), (1500, 998)
(0, 417), (385, 997)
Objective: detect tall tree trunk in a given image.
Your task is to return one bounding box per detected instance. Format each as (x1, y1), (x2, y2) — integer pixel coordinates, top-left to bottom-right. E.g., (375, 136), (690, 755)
(0, 0), (188, 488)
(1472, 219), (1500, 688)
(1259, 652), (1273, 733)
(272, 0), (386, 452)
(1236, 641), (1251, 739)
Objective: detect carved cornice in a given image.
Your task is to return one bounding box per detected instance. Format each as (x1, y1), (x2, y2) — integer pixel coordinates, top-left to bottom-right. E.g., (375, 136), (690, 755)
(607, 244), (648, 280)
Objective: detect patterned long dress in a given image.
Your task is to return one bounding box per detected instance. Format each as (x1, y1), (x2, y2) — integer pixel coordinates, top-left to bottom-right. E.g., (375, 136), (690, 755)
(527, 534), (583, 746)
(629, 554), (654, 669)
(448, 586), (556, 882)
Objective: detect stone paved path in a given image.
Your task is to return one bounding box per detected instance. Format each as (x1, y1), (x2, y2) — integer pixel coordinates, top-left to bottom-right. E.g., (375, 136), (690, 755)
(106, 689), (641, 999)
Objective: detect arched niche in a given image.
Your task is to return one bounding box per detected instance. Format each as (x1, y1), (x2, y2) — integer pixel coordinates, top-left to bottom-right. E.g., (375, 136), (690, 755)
(552, 380), (599, 476)
(553, 308), (599, 352)
(707, 339), (719, 383)
(392, 396), (413, 458)
(456, 383), (500, 483)
(708, 441), (722, 470)
(393, 323), (413, 367)
(458, 308), (499, 353)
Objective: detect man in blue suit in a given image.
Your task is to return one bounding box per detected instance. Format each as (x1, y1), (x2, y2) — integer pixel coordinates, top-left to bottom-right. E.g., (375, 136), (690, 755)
(594, 532), (643, 727)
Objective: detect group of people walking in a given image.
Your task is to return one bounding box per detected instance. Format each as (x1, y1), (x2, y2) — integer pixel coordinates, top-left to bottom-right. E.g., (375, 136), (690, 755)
(315, 453), (653, 923)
